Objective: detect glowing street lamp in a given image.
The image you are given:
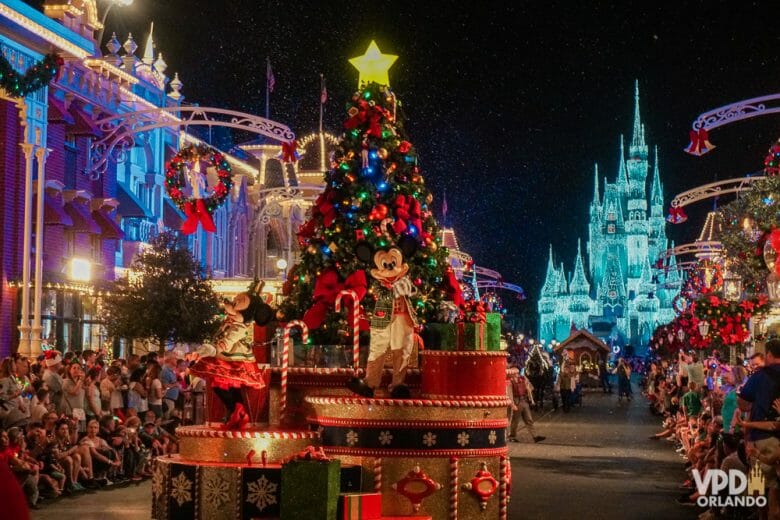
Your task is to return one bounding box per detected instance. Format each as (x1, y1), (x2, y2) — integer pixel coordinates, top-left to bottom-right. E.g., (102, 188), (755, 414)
(97, 0), (134, 45)
(69, 258), (92, 282)
(276, 258), (288, 280)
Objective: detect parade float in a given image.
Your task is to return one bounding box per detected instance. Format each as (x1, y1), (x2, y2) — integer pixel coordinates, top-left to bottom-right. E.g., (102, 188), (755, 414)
(151, 42), (512, 520)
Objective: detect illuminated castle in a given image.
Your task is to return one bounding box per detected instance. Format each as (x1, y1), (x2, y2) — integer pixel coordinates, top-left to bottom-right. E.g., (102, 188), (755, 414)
(538, 82), (678, 352)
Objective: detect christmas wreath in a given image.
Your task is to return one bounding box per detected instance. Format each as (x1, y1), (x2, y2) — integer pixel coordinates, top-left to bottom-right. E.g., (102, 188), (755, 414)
(165, 144), (233, 234)
(0, 53), (60, 97)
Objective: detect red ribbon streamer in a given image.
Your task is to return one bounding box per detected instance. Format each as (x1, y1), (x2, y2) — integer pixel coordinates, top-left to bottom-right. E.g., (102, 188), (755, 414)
(280, 140), (299, 163)
(181, 199), (216, 235)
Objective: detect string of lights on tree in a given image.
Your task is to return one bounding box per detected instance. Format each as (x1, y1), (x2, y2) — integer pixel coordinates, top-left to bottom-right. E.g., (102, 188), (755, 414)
(277, 81), (458, 344)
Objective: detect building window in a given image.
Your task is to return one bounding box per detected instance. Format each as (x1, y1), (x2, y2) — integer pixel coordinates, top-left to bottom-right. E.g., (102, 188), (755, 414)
(64, 140), (77, 189)
(607, 212), (616, 221)
(91, 235), (102, 263)
(607, 224), (616, 234)
(65, 230), (76, 257)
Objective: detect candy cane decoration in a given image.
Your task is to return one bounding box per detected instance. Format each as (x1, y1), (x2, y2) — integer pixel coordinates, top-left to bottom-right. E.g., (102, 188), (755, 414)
(281, 320), (308, 424)
(499, 456), (508, 520)
(449, 457), (459, 519)
(373, 457), (383, 492)
(335, 289), (361, 373)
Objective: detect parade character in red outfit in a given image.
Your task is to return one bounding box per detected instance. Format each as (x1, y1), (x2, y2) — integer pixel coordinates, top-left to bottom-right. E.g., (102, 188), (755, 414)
(190, 280), (274, 429)
(349, 241), (417, 399)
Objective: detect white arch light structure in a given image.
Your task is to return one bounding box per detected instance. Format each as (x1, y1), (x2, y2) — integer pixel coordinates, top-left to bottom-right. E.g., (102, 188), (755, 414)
(86, 106), (295, 179)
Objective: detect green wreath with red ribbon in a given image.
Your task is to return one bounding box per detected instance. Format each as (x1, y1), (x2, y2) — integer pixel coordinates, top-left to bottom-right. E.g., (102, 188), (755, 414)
(165, 144), (233, 234)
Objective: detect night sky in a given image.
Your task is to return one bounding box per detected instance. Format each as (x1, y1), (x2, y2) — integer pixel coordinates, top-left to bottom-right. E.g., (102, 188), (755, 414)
(26, 1), (780, 327)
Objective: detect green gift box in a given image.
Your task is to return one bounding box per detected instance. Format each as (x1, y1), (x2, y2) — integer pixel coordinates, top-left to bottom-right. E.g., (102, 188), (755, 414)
(486, 312), (502, 351)
(421, 323), (458, 350)
(457, 322), (486, 350)
(281, 459), (341, 520)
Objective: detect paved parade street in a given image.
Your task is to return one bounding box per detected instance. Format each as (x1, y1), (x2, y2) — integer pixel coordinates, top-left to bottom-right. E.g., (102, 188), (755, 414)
(509, 388), (698, 520)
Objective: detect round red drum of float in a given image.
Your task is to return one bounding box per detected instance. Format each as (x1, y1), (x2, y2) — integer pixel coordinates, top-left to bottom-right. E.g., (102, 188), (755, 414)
(420, 351), (507, 398)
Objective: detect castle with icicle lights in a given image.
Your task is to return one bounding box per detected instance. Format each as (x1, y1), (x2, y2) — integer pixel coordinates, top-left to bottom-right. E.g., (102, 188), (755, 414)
(538, 82), (679, 353)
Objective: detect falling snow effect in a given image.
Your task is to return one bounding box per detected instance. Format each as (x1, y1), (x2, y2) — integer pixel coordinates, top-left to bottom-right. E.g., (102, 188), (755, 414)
(87, 0), (780, 331)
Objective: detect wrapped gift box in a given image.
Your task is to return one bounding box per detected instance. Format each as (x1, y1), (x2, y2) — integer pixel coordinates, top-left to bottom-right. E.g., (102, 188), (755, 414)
(420, 323), (457, 350)
(337, 492), (382, 520)
(340, 464), (363, 492)
(281, 459), (341, 520)
(485, 312), (502, 351)
(457, 322), (486, 350)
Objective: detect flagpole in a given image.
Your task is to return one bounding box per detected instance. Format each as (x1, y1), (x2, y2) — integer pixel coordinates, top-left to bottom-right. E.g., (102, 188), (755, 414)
(265, 56), (270, 119)
(319, 74), (324, 134)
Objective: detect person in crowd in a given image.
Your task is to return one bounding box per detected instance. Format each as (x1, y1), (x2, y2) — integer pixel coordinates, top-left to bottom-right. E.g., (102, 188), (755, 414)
(616, 357), (632, 402)
(99, 366), (120, 412)
(681, 381), (702, 418)
(145, 362), (164, 419)
(508, 370), (545, 443)
(79, 419), (120, 485)
(62, 363), (87, 433)
(0, 357), (27, 419)
(559, 355), (578, 412)
(749, 352), (766, 373)
(598, 358), (613, 394)
(738, 339), (780, 519)
(686, 353), (705, 389)
(127, 367), (148, 417)
(29, 388), (49, 424)
(0, 429), (39, 508)
(51, 419), (87, 492)
(161, 353), (180, 418)
(42, 352), (64, 415)
(84, 367), (103, 422)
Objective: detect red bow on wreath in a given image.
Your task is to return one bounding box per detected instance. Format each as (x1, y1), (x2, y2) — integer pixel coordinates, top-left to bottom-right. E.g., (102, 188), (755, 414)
(280, 140), (299, 163)
(685, 128), (715, 156)
(312, 192), (338, 228)
(666, 206), (688, 224)
(302, 268), (368, 330)
(181, 199), (216, 235)
(343, 100), (388, 138)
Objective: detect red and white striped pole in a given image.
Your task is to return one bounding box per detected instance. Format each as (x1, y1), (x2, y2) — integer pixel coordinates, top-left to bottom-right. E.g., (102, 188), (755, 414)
(281, 320), (308, 424)
(335, 289), (360, 373)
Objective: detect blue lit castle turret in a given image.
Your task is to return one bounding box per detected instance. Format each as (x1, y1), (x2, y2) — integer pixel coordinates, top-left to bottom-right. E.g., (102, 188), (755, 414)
(538, 82), (678, 353)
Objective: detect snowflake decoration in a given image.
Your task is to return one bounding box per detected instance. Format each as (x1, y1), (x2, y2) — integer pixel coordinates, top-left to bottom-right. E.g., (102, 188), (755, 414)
(488, 430), (497, 445)
(203, 473), (230, 509)
(422, 432), (437, 447)
(151, 464), (166, 498)
(346, 430), (359, 446)
(246, 475), (278, 512)
(379, 431), (393, 446)
(457, 432), (470, 447)
(170, 472), (193, 507)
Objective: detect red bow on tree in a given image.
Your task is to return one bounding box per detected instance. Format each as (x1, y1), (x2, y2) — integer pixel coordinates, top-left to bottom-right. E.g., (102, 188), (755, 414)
(392, 194), (424, 235)
(312, 192), (338, 228)
(444, 267), (465, 307)
(302, 268), (368, 330)
(181, 199), (216, 235)
(280, 140), (299, 163)
(343, 100), (387, 138)
(770, 229), (780, 275)
(666, 206), (688, 224)
(685, 128), (716, 156)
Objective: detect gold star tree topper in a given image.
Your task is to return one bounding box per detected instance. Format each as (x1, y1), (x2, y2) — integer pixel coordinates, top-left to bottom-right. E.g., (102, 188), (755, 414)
(349, 40), (398, 87)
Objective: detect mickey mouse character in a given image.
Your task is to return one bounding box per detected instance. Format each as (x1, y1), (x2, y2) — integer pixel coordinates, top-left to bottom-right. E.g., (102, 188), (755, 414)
(348, 239), (417, 399)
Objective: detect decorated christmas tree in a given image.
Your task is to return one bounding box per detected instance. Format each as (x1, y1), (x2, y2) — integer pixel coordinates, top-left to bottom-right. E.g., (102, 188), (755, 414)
(277, 42), (459, 344)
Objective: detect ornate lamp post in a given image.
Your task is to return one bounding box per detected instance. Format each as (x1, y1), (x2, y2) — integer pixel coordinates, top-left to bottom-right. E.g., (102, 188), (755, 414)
(97, 0), (134, 46)
(723, 268), (743, 302)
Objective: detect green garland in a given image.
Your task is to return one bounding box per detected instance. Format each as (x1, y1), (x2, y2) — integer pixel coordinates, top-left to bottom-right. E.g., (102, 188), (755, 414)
(719, 172), (780, 293)
(0, 53), (60, 97)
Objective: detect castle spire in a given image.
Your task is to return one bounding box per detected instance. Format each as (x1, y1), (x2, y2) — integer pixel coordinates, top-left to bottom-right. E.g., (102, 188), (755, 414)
(541, 245), (557, 296)
(617, 135), (629, 191)
(570, 239), (591, 295)
(142, 22), (155, 65)
(630, 80), (647, 157)
(651, 146), (662, 201)
(593, 163), (600, 205)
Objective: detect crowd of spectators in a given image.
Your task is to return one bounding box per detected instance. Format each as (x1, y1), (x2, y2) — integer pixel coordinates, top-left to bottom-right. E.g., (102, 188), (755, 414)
(647, 340), (780, 519)
(0, 348), (205, 509)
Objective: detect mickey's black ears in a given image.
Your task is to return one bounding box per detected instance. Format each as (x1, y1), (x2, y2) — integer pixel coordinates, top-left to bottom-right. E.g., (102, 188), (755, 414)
(356, 241), (373, 263)
(397, 235), (418, 259)
(253, 300), (274, 326)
